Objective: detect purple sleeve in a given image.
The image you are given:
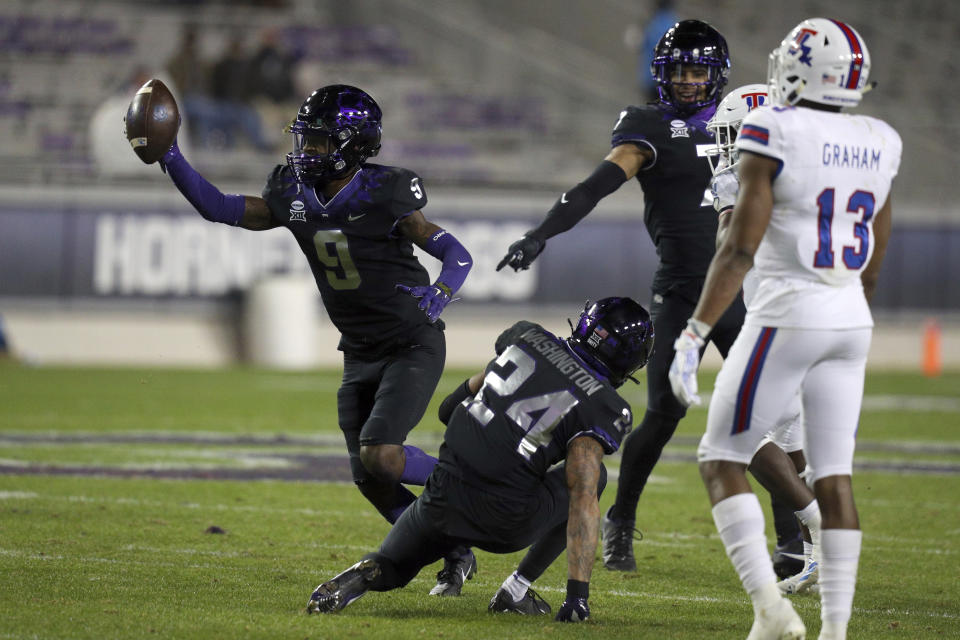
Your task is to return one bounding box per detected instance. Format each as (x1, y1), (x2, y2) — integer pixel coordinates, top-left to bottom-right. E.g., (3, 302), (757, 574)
(422, 229), (472, 294)
(161, 143), (245, 226)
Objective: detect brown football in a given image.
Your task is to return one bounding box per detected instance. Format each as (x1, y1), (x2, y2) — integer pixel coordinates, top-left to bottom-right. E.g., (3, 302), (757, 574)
(124, 78), (180, 164)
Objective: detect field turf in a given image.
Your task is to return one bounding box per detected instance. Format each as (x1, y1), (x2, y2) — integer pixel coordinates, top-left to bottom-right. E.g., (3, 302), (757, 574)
(1, 360), (958, 639)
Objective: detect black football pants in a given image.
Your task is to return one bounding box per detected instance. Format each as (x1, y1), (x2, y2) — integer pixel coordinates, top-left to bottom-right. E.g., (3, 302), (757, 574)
(365, 462), (606, 591)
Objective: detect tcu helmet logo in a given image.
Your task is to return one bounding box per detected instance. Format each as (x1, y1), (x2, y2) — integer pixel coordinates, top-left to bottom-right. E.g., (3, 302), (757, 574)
(789, 28), (818, 66)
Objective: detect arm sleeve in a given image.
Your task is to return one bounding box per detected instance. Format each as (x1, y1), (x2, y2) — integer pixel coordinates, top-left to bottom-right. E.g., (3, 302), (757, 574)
(438, 378), (473, 426)
(421, 229), (472, 294)
(162, 143), (244, 226)
(529, 161), (628, 240)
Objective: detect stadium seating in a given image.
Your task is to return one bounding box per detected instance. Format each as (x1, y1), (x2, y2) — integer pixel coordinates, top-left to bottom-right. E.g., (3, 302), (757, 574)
(0, 0), (956, 209)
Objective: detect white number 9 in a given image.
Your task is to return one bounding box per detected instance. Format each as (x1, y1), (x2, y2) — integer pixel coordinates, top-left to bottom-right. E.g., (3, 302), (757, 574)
(410, 177), (423, 200)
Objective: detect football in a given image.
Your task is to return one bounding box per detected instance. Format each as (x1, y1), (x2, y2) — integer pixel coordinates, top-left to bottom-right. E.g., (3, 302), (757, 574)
(124, 78), (180, 164)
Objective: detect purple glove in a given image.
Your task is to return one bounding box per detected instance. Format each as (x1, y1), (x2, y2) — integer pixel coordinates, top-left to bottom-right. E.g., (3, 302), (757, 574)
(555, 597), (589, 622)
(396, 283), (452, 323)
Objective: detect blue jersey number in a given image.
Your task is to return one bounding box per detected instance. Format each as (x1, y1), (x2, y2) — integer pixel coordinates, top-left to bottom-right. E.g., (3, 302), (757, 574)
(813, 188), (876, 270)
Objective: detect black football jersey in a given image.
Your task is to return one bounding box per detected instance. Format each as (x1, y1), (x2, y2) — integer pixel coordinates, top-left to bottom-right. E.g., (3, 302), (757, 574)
(611, 103), (718, 290)
(262, 163), (434, 354)
(442, 321), (633, 494)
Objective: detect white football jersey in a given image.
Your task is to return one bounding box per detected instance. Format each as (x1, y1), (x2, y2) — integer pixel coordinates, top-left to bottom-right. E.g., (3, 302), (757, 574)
(735, 106), (901, 329)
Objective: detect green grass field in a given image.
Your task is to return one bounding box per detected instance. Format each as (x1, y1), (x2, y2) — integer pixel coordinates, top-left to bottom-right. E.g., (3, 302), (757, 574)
(1, 360), (958, 639)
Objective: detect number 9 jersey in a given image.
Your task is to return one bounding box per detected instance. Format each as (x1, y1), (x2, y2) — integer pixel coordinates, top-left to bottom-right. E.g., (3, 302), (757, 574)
(734, 105), (901, 329)
(440, 321), (634, 495)
(261, 163), (434, 353)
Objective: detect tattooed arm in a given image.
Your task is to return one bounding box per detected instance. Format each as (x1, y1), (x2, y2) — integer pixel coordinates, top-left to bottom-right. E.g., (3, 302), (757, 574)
(565, 435), (605, 583)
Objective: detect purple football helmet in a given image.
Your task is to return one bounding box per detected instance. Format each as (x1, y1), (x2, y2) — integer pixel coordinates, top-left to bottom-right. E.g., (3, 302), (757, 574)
(286, 84), (382, 183)
(567, 297), (655, 388)
(651, 20), (730, 114)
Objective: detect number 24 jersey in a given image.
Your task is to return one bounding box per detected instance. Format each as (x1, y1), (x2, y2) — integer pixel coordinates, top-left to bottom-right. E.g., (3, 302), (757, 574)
(442, 321), (633, 494)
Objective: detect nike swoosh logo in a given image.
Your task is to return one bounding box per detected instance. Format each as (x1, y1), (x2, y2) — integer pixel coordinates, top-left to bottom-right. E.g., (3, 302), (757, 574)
(457, 260), (470, 266)
(347, 213), (366, 222)
(777, 552), (805, 561)
(560, 193), (568, 204)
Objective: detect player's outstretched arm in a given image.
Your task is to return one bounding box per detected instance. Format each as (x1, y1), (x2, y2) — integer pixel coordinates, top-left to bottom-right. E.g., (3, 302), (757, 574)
(861, 194), (892, 303)
(496, 144), (649, 272)
(396, 212), (472, 322)
(556, 435), (604, 622)
(160, 143), (276, 231)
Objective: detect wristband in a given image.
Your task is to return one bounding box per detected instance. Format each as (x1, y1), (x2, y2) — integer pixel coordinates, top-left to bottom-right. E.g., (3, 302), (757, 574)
(566, 579), (589, 600)
(686, 318), (712, 341)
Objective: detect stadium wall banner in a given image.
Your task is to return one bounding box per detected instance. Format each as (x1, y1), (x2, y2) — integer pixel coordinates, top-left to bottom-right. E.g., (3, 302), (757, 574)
(0, 206), (956, 310)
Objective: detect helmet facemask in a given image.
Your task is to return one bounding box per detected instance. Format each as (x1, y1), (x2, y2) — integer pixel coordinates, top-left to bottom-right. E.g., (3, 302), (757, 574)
(705, 116), (738, 175)
(285, 85), (382, 185)
(650, 20), (731, 115)
(287, 121), (370, 183)
(653, 62), (727, 114)
(706, 83), (770, 175)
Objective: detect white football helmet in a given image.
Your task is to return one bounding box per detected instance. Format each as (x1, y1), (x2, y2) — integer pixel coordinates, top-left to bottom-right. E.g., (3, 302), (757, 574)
(706, 83), (769, 174)
(768, 18), (871, 107)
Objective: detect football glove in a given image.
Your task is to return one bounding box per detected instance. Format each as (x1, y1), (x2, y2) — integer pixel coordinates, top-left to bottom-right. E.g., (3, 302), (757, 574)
(396, 283), (453, 323)
(496, 234), (545, 272)
(710, 167), (740, 214)
(555, 597), (589, 623)
(668, 319), (710, 407)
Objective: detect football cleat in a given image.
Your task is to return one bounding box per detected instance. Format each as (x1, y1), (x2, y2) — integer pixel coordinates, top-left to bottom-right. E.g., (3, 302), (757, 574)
(601, 510), (642, 571)
(746, 597), (806, 640)
(488, 587), (552, 615)
(429, 549), (477, 596)
(772, 537), (805, 579)
(306, 558), (381, 614)
(777, 557), (819, 595)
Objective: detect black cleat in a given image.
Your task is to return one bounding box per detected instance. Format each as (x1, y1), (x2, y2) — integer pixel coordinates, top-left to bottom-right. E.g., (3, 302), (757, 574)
(772, 537), (805, 580)
(306, 559), (380, 614)
(488, 587), (552, 615)
(429, 549), (477, 596)
(602, 509), (642, 571)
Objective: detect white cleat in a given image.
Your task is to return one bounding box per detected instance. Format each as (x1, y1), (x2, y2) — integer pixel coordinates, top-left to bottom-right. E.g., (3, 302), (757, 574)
(746, 597), (806, 640)
(777, 558), (819, 595)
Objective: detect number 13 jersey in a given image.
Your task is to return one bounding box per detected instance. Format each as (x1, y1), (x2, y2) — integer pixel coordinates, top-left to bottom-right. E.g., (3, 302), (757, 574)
(735, 106), (901, 329)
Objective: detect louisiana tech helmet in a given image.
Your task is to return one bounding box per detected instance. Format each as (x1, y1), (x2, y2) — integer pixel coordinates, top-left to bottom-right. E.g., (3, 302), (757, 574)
(651, 20), (730, 113)
(567, 297), (655, 388)
(286, 84), (382, 183)
(768, 18), (871, 108)
(706, 83), (769, 174)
